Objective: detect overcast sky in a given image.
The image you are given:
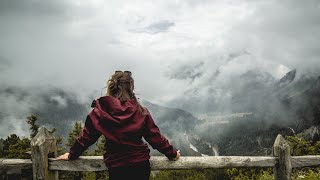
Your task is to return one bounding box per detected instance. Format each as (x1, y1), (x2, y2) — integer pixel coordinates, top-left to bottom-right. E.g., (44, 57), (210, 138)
(1, 0), (320, 136)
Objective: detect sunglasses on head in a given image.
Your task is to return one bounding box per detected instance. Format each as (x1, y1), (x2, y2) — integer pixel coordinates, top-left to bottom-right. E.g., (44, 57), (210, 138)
(115, 70), (132, 76)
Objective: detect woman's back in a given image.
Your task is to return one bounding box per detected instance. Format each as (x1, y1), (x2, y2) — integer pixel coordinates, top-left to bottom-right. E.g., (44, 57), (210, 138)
(68, 95), (178, 168)
(90, 96), (151, 167)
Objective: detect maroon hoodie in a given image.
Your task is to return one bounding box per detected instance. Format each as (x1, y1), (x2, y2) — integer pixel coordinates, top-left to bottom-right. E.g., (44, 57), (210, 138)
(68, 96), (178, 168)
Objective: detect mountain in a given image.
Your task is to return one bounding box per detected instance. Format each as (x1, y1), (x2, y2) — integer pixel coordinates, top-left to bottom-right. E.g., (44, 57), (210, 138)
(194, 70), (320, 156)
(298, 126), (320, 142)
(274, 69), (296, 89)
(231, 70), (276, 113)
(141, 100), (204, 156)
(141, 100), (200, 136)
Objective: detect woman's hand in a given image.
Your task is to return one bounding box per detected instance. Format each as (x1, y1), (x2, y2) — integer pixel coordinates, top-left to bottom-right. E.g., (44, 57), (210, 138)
(172, 150), (180, 161)
(56, 152), (70, 160)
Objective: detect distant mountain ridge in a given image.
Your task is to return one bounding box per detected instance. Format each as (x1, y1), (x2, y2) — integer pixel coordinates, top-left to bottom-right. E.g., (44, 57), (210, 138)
(1, 69), (320, 157)
(141, 100), (200, 136)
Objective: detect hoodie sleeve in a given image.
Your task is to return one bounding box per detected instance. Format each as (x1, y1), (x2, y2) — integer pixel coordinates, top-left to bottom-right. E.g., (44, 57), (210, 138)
(68, 113), (101, 160)
(142, 111), (178, 160)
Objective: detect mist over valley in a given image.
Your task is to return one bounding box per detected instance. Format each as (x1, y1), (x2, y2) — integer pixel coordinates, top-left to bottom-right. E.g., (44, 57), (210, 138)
(1, 68), (319, 158)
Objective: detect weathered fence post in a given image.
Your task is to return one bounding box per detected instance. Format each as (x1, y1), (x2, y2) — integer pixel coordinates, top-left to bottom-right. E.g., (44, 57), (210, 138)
(31, 127), (58, 180)
(273, 134), (292, 180)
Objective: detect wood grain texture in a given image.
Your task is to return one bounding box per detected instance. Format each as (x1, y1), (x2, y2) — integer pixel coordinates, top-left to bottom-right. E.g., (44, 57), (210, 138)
(150, 156), (277, 170)
(0, 159), (32, 174)
(273, 134), (292, 180)
(292, 156), (320, 168)
(49, 156), (106, 171)
(31, 127), (58, 180)
(48, 156), (277, 171)
(2, 156), (320, 174)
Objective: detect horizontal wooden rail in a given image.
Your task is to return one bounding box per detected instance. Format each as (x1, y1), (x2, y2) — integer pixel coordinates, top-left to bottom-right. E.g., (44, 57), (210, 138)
(48, 155), (320, 171)
(48, 156), (277, 171)
(0, 159), (32, 174)
(2, 155), (320, 173)
(291, 156), (320, 168)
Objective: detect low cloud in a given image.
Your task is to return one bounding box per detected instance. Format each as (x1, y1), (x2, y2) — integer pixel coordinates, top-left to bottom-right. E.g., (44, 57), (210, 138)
(167, 61), (204, 82)
(0, 0), (320, 137)
(0, 86), (92, 138)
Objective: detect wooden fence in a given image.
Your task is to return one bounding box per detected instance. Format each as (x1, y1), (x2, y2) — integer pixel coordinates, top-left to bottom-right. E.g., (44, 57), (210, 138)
(1, 127), (320, 180)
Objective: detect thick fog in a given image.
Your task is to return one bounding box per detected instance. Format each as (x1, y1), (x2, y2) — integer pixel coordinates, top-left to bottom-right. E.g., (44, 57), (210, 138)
(0, 0), (320, 137)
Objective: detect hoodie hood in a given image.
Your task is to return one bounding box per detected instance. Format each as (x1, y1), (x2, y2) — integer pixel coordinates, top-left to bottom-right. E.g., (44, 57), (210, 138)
(91, 96), (139, 124)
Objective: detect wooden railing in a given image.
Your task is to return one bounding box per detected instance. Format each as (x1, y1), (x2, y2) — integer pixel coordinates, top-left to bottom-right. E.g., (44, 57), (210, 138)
(1, 127), (320, 180)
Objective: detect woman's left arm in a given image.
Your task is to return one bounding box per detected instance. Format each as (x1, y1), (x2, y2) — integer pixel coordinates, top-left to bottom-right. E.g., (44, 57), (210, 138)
(57, 113), (101, 160)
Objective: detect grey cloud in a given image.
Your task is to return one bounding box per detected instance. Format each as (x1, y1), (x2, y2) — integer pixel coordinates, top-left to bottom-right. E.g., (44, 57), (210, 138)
(145, 20), (175, 34)
(227, 51), (250, 62)
(130, 20), (175, 34)
(167, 61), (204, 82)
(207, 51), (251, 81)
(0, 0), (72, 18)
(0, 56), (11, 71)
(229, 0), (320, 72)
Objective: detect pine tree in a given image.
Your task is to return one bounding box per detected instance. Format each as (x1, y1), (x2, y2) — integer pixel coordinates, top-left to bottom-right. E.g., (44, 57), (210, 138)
(1, 134), (31, 158)
(66, 121), (83, 147)
(0, 134), (19, 158)
(63, 121), (85, 180)
(3, 134), (19, 151)
(5, 137), (31, 159)
(0, 138), (4, 157)
(94, 136), (106, 156)
(56, 136), (65, 155)
(26, 115), (39, 138)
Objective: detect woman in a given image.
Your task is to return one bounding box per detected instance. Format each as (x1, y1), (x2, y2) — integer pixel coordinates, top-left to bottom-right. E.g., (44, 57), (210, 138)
(56, 70), (180, 180)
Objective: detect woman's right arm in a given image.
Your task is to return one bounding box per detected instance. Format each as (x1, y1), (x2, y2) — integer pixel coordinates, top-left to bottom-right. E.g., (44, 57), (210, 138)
(142, 111), (180, 160)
